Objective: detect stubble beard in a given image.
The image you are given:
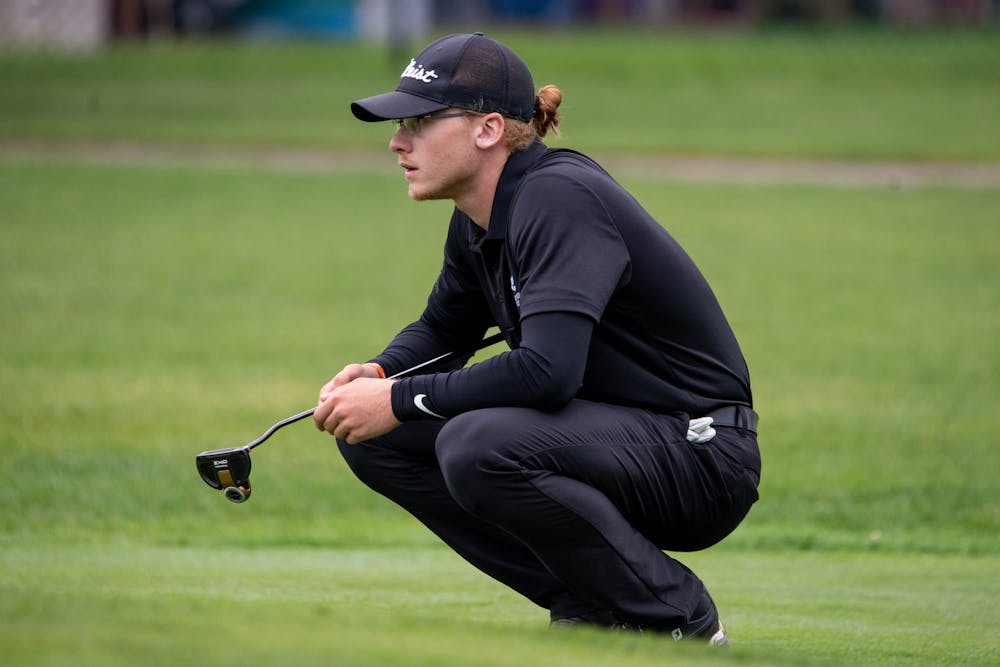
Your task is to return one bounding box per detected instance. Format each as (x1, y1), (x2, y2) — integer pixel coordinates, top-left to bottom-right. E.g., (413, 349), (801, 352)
(406, 142), (480, 205)
(409, 171), (473, 204)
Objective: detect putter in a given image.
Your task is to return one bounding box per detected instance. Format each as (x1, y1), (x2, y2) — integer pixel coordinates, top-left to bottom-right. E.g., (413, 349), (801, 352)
(196, 332), (504, 503)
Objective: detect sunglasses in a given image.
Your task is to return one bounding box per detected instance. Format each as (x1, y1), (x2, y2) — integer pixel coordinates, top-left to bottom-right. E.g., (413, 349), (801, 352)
(393, 111), (476, 134)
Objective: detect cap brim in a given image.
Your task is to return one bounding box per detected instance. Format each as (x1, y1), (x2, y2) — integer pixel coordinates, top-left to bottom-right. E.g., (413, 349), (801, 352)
(351, 90), (449, 122)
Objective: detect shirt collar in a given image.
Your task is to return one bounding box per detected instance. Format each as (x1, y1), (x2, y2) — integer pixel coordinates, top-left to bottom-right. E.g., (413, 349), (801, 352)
(483, 141), (548, 241)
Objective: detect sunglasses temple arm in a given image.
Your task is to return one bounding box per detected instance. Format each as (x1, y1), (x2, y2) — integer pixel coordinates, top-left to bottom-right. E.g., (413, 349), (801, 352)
(245, 331), (505, 451)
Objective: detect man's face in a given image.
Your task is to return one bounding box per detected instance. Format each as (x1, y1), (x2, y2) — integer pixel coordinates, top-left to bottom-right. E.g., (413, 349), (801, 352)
(389, 111), (483, 202)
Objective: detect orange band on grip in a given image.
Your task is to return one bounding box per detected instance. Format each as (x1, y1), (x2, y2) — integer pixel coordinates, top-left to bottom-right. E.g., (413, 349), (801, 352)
(365, 363), (386, 379)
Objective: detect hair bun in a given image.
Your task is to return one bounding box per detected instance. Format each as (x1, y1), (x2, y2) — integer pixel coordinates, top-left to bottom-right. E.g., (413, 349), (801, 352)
(532, 85), (562, 138)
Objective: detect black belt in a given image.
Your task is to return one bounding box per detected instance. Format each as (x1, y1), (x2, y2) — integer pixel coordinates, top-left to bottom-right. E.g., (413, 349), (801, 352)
(705, 405), (758, 434)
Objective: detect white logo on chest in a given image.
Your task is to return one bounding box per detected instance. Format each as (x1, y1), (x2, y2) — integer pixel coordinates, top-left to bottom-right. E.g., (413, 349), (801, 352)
(401, 59), (439, 84)
(510, 276), (521, 310)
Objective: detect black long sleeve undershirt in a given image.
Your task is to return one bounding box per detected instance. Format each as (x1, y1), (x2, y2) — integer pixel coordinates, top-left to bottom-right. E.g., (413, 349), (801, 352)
(367, 319), (483, 380)
(389, 311), (594, 421)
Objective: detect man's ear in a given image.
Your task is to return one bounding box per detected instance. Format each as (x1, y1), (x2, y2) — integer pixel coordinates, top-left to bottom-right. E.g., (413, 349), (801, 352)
(474, 113), (505, 150)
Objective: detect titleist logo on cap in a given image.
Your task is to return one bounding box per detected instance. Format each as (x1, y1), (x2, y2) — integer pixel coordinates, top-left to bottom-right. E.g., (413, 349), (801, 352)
(401, 59), (438, 84)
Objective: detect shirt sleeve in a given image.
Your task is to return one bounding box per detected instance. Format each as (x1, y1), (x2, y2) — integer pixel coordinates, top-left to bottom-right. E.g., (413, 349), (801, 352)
(391, 311), (594, 421)
(510, 172), (631, 322)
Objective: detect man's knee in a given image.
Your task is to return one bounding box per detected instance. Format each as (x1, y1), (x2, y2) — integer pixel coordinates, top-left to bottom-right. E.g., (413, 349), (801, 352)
(337, 437), (389, 492)
(436, 410), (519, 516)
(337, 421), (443, 499)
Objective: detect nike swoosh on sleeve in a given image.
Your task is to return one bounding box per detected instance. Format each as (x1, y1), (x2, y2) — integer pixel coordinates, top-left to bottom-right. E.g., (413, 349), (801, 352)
(413, 394), (446, 420)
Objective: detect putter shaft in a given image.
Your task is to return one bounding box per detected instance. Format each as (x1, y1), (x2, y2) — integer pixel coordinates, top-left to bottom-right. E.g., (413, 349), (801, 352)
(246, 408), (316, 450)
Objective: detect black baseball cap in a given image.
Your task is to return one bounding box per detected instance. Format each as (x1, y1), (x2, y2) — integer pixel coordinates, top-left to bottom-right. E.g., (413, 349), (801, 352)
(351, 32), (535, 123)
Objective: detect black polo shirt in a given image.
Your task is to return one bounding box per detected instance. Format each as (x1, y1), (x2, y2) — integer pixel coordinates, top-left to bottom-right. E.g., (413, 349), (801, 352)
(378, 141), (752, 421)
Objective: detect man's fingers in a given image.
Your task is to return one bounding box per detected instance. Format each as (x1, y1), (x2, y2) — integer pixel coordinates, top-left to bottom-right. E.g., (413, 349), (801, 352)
(315, 377), (395, 444)
(317, 364), (369, 407)
(333, 422), (351, 442)
(332, 413), (363, 443)
(314, 398), (335, 431)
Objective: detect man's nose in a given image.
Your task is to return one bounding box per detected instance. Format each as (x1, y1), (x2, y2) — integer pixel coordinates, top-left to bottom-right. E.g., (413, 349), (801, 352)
(390, 127), (409, 153)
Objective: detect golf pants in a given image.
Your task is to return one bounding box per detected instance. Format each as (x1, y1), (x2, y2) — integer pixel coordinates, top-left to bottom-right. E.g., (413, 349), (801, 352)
(336, 399), (761, 626)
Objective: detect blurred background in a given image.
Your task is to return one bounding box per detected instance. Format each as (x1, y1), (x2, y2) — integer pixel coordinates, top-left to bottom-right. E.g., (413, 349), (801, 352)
(1, 0), (997, 51)
(2, 3), (998, 665)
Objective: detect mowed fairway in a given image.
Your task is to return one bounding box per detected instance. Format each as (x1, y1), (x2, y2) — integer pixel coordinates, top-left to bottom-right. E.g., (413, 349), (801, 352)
(1, 29), (999, 666)
(0, 543), (995, 666)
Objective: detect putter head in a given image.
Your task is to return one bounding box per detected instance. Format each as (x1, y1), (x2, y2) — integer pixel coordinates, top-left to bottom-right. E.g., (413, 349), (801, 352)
(196, 447), (252, 503)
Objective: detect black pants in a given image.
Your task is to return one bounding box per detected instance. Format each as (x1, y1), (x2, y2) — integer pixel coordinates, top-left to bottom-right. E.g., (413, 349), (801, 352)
(337, 399), (761, 626)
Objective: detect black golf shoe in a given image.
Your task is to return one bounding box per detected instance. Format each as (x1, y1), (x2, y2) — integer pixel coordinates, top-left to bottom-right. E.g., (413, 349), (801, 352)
(550, 590), (729, 646)
(667, 589), (730, 646)
(601, 591), (730, 645)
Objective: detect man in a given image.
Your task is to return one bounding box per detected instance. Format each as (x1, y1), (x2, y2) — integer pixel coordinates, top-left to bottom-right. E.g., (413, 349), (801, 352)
(314, 32), (760, 645)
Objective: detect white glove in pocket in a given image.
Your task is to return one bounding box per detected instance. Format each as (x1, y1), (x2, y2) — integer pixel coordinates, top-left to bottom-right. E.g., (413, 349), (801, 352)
(686, 417), (716, 443)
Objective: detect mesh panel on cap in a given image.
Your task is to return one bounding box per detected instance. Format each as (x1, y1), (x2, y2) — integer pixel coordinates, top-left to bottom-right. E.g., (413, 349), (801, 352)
(450, 37), (534, 121)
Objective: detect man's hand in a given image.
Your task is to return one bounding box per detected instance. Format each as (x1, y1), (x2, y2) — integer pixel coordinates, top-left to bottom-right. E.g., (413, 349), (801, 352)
(314, 370), (400, 444)
(318, 363), (380, 403)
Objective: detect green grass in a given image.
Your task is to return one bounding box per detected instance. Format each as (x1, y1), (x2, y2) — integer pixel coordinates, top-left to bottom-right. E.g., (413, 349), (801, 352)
(1, 160), (998, 665)
(1, 543), (996, 666)
(1, 28), (999, 159)
(2, 26), (999, 666)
